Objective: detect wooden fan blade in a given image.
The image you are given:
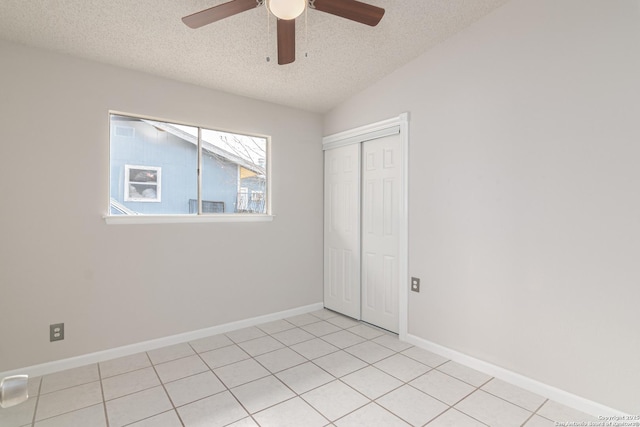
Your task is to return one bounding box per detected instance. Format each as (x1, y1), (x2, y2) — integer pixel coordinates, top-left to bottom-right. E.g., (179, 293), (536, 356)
(182, 0), (259, 29)
(311, 0), (385, 26)
(277, 19), (296, 65)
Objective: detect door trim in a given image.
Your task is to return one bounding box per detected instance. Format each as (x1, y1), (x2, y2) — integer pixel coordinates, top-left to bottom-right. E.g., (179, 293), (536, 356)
(323, 112), (409, 340)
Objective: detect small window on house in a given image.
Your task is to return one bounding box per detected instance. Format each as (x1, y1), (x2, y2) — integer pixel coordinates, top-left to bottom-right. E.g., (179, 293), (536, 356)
(109, 113), (269, 217)
(114, 126), (135, 138)
(125, 165), (161, 202)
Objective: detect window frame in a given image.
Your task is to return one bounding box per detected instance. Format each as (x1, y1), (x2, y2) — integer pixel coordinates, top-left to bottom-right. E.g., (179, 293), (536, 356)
(105, 111), (273, 224)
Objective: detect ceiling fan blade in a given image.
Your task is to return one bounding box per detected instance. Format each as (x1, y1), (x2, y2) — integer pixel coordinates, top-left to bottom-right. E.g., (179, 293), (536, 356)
(182, 0), (259, 29)
(311, 0), (384, 26)
(277, 19), (296, 65)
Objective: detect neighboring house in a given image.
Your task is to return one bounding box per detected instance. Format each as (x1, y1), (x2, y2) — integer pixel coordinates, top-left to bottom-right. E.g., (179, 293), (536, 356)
(109, 116), (266, 215)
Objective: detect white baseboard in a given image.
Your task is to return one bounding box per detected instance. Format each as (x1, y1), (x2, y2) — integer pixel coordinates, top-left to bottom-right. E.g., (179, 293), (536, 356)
(404, 333), (629, 418)
(0, 302), (324, 379)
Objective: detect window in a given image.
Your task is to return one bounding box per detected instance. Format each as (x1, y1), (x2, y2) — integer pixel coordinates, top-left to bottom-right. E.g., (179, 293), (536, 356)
(125, 165), (161, 202)
(108, 113), (269, 221)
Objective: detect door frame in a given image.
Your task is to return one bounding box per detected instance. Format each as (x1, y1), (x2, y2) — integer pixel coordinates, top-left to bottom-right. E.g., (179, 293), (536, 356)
(323, 112), (409, 340)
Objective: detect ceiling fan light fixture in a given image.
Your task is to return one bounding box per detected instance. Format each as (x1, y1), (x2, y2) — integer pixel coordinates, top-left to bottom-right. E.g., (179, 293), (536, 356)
(268, 0), (306, 20)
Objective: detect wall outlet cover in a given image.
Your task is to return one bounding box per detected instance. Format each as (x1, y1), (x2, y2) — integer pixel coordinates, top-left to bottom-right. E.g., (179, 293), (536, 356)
(50, 323), (64, 342)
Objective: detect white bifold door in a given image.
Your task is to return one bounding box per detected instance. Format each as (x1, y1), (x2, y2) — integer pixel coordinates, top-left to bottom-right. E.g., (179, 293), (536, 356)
(324, 133), (403, 333)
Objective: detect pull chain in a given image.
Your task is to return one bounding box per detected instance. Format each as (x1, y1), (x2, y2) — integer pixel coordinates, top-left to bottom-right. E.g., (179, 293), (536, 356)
(266, 3), (271, 62)
(304, 3), (308, 58)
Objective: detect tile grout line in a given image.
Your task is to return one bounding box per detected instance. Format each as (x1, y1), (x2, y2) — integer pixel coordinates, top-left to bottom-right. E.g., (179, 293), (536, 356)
(417, 375), (494, 426)
(34, 376), (100, 396)
(529, 398), (554, 424)
(144, 351), (186, 427)
(425, 407), (491, 426)
(97, 363), (111, 427)
(189, 334), (264, 426)
(480, 385), (544, 418)
(519, 397), (550, 427)
(270, 327), (320, 347)
(29, 377), (43, 427)
(432, 364), (491, 389)
(118, 410), (178, 427)
(101, 364), (152, 381)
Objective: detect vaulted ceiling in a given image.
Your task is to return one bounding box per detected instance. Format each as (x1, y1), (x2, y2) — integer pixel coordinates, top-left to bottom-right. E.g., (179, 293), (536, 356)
(0, 0), (509, 112)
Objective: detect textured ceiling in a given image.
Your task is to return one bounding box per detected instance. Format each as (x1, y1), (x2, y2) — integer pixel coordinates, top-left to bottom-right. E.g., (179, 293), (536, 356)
(0, 0), (509, 112)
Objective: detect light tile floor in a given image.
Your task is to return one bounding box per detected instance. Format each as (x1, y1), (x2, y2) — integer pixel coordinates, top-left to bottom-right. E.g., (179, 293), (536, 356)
(1, 309), (598, 427)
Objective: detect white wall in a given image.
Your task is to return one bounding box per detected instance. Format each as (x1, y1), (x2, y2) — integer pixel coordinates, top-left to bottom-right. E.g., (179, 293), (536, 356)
(0, 40), (324, 371)
(324, 0), (640, 414)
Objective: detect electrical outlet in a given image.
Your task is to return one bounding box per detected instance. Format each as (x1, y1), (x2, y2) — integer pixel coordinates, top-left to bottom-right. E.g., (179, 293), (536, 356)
(411, 277), (420, 293)
(50, 323), (64, 342)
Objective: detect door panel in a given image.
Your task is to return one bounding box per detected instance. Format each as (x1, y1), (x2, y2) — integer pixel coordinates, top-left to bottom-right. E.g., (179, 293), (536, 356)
(324, 144), (361, 319)
(361, 134), (402, 332)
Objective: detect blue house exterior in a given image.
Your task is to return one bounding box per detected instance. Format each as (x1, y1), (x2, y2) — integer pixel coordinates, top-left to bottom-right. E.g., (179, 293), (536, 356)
(109, 116), (266, 215)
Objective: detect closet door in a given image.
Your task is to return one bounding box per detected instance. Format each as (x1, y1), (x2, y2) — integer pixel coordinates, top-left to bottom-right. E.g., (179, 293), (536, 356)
(324, 144), (361, 319)
(361, 134), (402, 333)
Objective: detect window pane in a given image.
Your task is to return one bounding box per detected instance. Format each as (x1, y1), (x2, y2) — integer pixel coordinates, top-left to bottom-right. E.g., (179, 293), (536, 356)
(109, 115), (197, 215)
(109, 114), (269, 216)
(201, 128), (267, 214)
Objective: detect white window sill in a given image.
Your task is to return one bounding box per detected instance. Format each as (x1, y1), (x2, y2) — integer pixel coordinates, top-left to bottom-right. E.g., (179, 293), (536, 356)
(104, 214), (274, 225)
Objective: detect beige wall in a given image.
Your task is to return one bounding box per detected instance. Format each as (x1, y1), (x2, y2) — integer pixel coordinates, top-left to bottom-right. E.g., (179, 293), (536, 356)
(0, 40), (324, 371)
(324, 0), (640, 414)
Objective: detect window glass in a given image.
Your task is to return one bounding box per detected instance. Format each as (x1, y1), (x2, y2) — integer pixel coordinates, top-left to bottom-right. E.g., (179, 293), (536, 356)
(109, 114), (268, 215)
(200, 128), (267, 214)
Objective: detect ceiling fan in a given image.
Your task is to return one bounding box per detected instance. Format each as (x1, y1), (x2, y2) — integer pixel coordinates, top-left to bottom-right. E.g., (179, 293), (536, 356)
(182, 0), (385, 65)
